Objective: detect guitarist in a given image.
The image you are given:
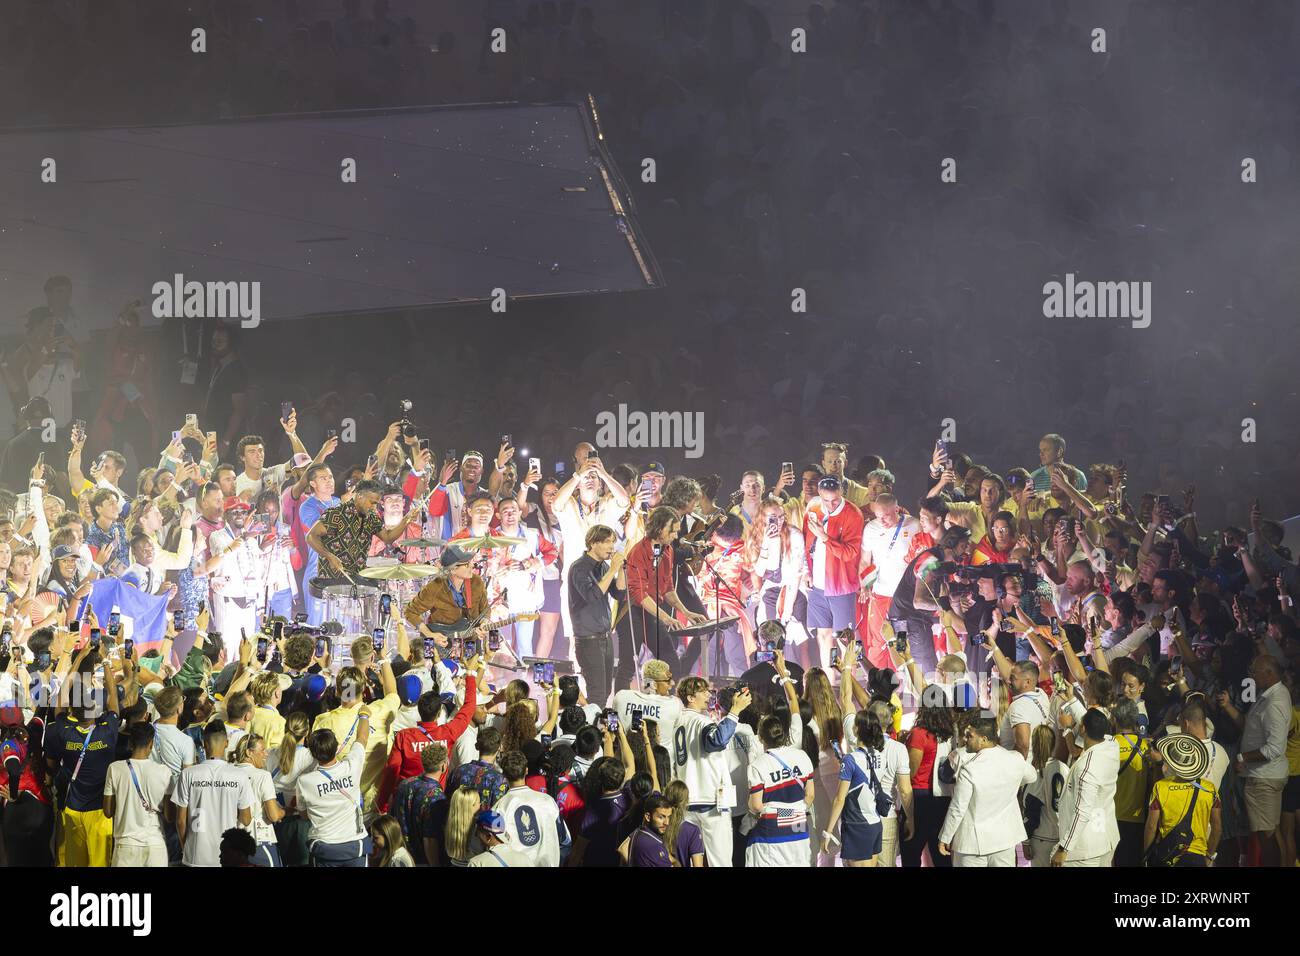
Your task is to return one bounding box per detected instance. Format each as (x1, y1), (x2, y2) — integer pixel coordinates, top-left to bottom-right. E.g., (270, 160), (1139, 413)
(403, 545), (490, 647)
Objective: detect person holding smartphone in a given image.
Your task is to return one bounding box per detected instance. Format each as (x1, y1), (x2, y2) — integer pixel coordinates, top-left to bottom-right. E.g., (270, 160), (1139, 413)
(567, 524), (625, 709)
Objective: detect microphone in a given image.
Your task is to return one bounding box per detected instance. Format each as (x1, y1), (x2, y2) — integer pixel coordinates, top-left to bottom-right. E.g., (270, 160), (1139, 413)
(287, 620), (343, 637)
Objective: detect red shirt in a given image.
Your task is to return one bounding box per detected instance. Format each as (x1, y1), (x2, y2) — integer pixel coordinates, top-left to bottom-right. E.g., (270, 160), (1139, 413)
(525, 772), (585, 827)
(375, 676), (477, 813)
(907, 725), (937, 791)
(625, 537), (675, 607)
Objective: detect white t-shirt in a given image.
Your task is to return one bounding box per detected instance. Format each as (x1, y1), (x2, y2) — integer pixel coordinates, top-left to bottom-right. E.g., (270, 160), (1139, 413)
(496, 785), (565, 867)
(868, 737), (910, 819)
(295, 743), (366, 844)
(860, 516), (920, 597)
(674, 710), (739, 807)
(466, 843), (535, 867)
(235, 463), (287, 501)
(103, 758), (174, 848)
(174, 758), (255, 867)
(611, 689), (682, 752)
(151, 721), (197, 779)
(450, 724), (479, 773)
(1000, 689), (1050, 750)
(268, 745), (316, 801)
(1024, 757), (1067, 843)
(236, 762), (279, 846)
(727, 721), (762, 820)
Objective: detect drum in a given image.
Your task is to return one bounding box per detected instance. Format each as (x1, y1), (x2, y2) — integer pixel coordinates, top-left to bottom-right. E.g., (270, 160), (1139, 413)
(323, 584), (380, 640)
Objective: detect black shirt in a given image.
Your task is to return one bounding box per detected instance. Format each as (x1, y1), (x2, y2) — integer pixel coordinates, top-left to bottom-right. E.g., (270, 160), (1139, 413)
(889, 546), (942, 621)
(568, 554), (619, 637)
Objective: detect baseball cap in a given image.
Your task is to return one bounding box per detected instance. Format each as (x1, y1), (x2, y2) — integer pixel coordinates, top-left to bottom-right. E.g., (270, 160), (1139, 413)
(397, 673), (423, 706)
(440, 544), (473, 568)
(303, 674), (328, 701)
(475, 809), (508, 838)
(223, 496), (253, 513)
(641, 462), (666, 477)
(51, 544), (78, 561)
(643, 659), (672, 683)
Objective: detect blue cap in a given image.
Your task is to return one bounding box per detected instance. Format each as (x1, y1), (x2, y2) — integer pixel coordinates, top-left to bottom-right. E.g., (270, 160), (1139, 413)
(397, 673), (423, 706)
(475, 809), (508, 837)
(303, 673), (328, 701)
(440, 544), (474, 568)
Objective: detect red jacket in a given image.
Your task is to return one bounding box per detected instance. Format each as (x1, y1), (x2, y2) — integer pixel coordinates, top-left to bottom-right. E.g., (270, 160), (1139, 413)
(625, 536), (675, 608)
(376, 675), (477, 813)
(803, 498), (865, 597)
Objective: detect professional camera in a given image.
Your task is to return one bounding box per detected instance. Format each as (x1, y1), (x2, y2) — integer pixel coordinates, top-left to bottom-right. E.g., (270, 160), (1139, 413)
(940, 562), (1039, 597)
(398, 398), (416, 439)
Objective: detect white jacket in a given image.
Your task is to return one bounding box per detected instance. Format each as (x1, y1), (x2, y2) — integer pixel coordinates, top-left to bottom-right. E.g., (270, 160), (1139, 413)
(938, 746), (1036, 855)
(1056, 737), (1121, 859)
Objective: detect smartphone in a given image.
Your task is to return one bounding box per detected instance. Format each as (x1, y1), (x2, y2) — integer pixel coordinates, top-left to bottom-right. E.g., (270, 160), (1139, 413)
(423, 637), (437, 657)
(109, 611), (121, 630)
(894, 634), (909, 653)
(757, 638), (776, 664)
(197, 600), (207, 616)
(606, 712), (620, 735)
(367, 454), (379, 472)
(528, 457), (540, 474)
(781, 461), (793, 476)
(555, 461), (566, 474)
(630, 711), (644, 733)
(280, 401), (293, 421)
(449, 638), (463, 660)
(315, 637), (327, 657)
(542, 662), (555, 684)
(34, 650), (51, 669)
(446, 449), (457, 463)
(487, 631), (501, 651)
(1170, 657), (1183, 676)
(70, 419), (87, 441)
(294, 612), (307, 624)
(935, 438), (951, 464)
(185, 413), (197, 428)
(419, 438), (430, 451)
(463, 638), (476, 658)
(256, 637), (269, 662)
(273, 620), (285, 641)
(831, 740), (843, 760)
(1051, 671), (1069, 695)
(88, 628), (102, 650)
(372, 628), (386, 652)
(171, 430), (182, 444)
(707, 689), (719, 713)
(172, 609), (183, 631)
(829, 646), (840, 667)
(501, 433), (512, 447)
(532, 663), (545, 684)
(326, 428), (338, 440)
(69, 618), (81, 633)
(379, 593), (392, 618)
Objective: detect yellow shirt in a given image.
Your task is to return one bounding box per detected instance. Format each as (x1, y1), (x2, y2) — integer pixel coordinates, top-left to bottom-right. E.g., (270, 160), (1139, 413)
(841, 477), (871, 509)
(312, 693), (402, 810)
(944, 500), (986, 546)
(1151, 778), (1219, 858)
(1287, 707), (1300, 776)
(1114, 733), (1152, 822)
(251, 705), (286, 751)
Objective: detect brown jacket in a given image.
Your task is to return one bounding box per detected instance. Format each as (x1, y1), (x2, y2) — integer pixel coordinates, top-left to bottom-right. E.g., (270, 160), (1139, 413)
(404, 573), (489, 630)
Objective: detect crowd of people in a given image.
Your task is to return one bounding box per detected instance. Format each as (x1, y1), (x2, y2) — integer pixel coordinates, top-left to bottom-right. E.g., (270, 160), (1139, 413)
(0, 350), (1296, 870)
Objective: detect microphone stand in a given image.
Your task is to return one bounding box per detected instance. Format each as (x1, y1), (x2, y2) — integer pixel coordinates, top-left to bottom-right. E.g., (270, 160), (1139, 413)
(698, 549), (745, 682)
(651, 542), (662, 672)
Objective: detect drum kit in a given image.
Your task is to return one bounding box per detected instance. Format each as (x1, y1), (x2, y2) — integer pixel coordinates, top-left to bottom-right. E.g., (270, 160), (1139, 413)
(306, 532), (530, 658)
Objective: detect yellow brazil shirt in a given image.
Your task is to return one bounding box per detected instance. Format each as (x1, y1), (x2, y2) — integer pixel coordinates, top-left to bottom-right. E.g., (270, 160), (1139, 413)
(1114, 733), (1151, 822)
(1150, 778), (1219, 858)
(311, 693), (401, 810)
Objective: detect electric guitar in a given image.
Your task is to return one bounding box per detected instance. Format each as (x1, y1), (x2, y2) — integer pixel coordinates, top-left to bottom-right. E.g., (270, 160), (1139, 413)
(424, 612), (540, 635)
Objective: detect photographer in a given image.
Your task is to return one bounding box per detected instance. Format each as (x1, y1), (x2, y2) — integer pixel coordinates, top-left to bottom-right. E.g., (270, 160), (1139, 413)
(889, 526), (973, 676)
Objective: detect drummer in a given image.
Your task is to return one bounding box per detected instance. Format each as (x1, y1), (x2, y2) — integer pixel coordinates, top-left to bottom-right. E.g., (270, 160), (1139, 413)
(403, 545), (490, 645)
(368, 484), (434, 565)
(305, 480), (415, 580)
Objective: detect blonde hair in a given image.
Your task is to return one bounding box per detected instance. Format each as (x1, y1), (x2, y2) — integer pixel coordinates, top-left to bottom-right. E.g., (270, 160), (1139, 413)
(1030, 723), (1057, 772)
(349, 637), (374, 666)
(663, 780), (691, 866)
(743, 496), (792, 568)
(233, 732), (265, 764)
(994, 680), (1010, 729)
(251, 671), (281, 706)
(277, 712), (311, 777)
(802, 668), (844, 754)
(444, 789), (481, 863)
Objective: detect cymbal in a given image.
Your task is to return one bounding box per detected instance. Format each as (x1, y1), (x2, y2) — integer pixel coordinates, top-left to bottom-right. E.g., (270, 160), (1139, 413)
(456, 534), (527, 550)
(358, 563), (439, 580)
(397, 537), (447, 549)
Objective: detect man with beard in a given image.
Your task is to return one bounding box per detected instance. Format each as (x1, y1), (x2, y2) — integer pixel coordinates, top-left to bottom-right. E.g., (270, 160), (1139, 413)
(306, 480), (413, 580)
(819, 442), (870, 508)
(803, 476), (865, 671)
(890, 526), (973, 678)
(207, 498), (262, 659)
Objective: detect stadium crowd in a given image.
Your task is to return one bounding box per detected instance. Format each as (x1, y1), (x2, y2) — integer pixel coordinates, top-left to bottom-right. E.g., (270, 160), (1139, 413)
(0, 363), (1295, 869)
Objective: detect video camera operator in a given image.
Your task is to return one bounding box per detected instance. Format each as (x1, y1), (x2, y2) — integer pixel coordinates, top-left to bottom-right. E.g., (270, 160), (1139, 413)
(888, 526), (973, 675)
